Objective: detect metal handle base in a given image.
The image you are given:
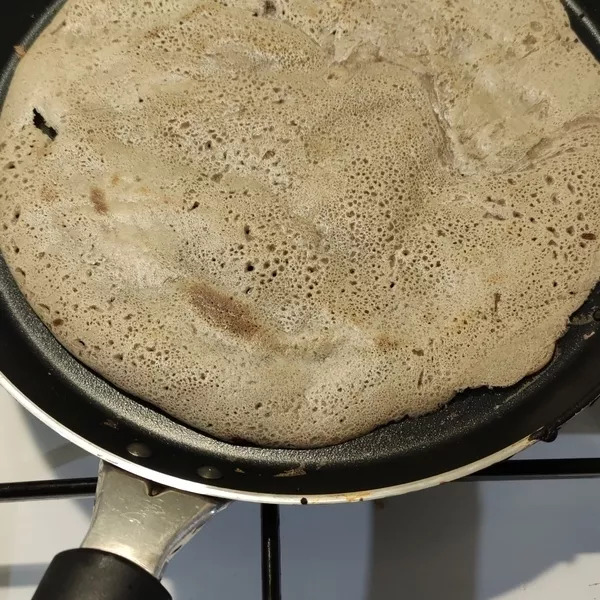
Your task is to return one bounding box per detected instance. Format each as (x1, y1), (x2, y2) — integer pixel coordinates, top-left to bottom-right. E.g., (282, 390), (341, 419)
(82, 462), (228, 578)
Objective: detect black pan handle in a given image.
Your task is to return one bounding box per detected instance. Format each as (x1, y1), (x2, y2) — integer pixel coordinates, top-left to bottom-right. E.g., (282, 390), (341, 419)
(31, 463), (228, 600)
(33, 549), (170, 600)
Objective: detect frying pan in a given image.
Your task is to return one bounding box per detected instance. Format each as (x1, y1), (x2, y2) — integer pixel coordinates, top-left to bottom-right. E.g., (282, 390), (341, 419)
(2, 1), (600, 598)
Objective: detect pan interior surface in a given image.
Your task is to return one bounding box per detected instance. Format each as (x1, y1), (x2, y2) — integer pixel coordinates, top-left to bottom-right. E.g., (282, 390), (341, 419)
(1, 0), (600, 501)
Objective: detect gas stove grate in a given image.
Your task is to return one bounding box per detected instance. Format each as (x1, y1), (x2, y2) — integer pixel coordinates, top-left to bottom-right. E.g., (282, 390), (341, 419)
(2, 458), (600, 599)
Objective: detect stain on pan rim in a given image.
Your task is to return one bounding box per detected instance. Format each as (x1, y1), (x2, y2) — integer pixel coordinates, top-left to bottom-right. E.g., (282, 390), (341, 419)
(1, 0), (600, 500)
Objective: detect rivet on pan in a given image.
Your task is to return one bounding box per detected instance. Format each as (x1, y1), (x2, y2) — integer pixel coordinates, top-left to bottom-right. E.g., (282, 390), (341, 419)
(197, 466), (223, 480)
(593, 308), (600, 321)
(127, 442), (152, 458)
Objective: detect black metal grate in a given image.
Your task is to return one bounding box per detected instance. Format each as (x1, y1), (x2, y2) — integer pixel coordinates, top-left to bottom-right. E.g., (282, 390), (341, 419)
(3, 458), (600, 599)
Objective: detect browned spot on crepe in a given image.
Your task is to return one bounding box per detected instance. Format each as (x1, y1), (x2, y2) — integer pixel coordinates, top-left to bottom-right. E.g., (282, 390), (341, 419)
(90, 187), (108, 214)
(375, 334), (399, 351)
(41, 184), (58, 203)
(188, 282), (260, 340)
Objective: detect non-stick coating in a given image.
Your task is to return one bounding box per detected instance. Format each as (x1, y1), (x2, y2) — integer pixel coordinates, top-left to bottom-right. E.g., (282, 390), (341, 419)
(2, 0), (600, 499)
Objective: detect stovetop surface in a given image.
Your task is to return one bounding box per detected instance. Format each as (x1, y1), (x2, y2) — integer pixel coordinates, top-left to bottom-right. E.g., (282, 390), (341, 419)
(4, 386), (600, 600)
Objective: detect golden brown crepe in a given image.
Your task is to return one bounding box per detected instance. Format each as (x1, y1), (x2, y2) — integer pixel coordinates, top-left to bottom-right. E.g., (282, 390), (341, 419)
(1, 0), (600, 447)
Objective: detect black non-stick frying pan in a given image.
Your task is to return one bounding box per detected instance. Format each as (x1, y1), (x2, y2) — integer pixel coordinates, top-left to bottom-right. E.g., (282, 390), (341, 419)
(2, 1), (600, 599)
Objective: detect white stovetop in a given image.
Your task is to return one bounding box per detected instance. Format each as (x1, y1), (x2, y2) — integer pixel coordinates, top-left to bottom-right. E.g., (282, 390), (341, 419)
(3, 388), (600, 600)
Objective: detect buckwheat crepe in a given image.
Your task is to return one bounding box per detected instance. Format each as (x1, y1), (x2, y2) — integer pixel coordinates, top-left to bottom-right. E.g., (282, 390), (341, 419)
(1, 0), (600, 447)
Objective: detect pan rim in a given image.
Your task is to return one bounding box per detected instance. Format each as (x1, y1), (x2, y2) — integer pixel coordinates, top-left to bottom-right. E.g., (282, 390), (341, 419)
(1, 371), (533, 504)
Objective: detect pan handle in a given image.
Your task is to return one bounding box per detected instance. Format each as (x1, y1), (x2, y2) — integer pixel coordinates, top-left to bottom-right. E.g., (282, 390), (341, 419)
(33, 548), (171, 600)
(32, 462), (229, 600)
